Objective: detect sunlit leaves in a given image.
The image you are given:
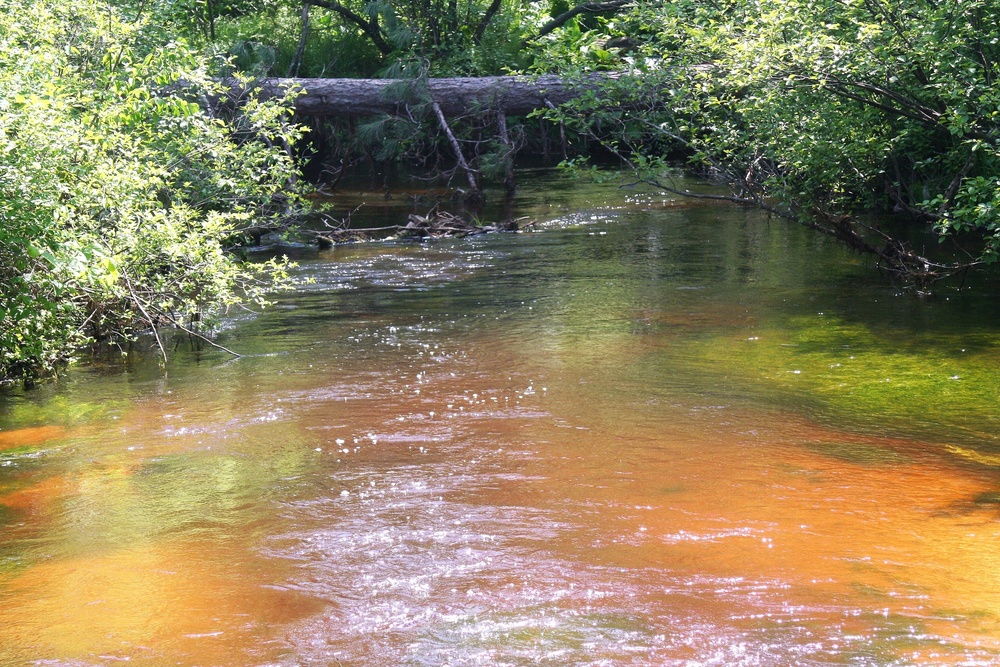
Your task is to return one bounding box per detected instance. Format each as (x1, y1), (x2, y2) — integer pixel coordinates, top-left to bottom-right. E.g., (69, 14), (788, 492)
(0, 0), (305, 384)
(556, 0), (1000, 273)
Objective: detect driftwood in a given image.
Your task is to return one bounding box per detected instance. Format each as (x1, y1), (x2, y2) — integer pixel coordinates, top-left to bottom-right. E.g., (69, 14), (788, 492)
(400, 208), (485, 238)
(314, 227), (389, 247)
(255, 74), (603, 117)
(315, 207), (535, 246)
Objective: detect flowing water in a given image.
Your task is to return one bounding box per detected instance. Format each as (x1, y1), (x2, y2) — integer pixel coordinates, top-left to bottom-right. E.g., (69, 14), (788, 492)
(3, 171), (1000, 666)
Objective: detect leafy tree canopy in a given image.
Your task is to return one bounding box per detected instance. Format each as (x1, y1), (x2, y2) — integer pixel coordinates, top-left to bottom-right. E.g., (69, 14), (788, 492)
(8, 0), (1000, 384)
(545, 0), (1000, 283)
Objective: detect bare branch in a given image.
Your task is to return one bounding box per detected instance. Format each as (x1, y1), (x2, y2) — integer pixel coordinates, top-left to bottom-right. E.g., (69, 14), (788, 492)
(121, 272), (168, 366)
(154, 309), (243, 358)
(430, 98), (481, 200)
(288, 3), (311, 78)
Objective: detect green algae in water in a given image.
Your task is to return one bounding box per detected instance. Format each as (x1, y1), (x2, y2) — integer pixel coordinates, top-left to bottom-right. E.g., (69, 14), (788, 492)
(692, 312), (1000, 453)
(802, 441), (911, 466)
(0, 446), (51, 479)
(973, 491), (1000, 505)
(0, 395), (119, 431)
(0, 503), (16, 528)
(0, 445), (37, 460)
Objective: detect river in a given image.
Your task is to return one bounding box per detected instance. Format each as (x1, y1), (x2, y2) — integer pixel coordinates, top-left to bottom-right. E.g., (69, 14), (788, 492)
(2, 170), (1000, 666)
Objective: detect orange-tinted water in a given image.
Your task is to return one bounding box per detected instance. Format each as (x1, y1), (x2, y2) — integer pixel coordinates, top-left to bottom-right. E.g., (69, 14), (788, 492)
(2, 174), (1000, 666)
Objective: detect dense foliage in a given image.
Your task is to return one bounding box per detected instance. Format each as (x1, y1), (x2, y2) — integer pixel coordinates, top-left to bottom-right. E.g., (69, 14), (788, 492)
(0, 0), (304, 384)
(6, 0), (1000, 384)
(543, 0), (1000, 282)
(122, 0), (550, 77)
(227, 0), (1000, 283)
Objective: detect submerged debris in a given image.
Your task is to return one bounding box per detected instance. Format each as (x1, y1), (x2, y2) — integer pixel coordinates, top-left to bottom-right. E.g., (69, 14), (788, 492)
(314, 205), (535, 248)
(401, 208), (486, 239)
(315, 228), (376, 248)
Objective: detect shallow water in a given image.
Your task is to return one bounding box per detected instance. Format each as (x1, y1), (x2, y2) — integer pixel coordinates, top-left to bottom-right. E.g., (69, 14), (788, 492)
(3, 171), (1000, 666)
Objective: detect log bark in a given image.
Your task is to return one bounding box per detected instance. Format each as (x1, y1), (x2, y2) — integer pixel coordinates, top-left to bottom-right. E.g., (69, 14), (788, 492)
(255, 74), (601, 117)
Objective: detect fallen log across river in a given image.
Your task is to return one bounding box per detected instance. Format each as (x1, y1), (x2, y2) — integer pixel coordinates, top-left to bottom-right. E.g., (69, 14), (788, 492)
(253, 74), (604, 117)
(241, 73), (615, 202)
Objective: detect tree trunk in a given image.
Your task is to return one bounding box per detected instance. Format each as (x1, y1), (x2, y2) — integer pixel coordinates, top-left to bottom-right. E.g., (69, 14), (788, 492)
(206, 0), (216, 41)
(288, 3), (311, 78)
(254, 74), (603, 117)
(304, 0), (393, 55)
(474, 0), (503, 44)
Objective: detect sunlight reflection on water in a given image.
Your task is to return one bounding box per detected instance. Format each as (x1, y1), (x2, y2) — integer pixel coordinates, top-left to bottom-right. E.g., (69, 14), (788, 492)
(3, 175), (1000, 666)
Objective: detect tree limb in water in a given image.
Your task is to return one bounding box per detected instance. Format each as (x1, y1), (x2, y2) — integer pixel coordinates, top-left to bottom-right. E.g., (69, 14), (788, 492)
(430, 99), (481, 200)
(593, 120), (977, 286)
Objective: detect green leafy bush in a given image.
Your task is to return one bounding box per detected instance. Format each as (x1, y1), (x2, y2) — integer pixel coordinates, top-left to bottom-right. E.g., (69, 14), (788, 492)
(0, 0), (305, 385)
(545, 0), (1000, 282)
